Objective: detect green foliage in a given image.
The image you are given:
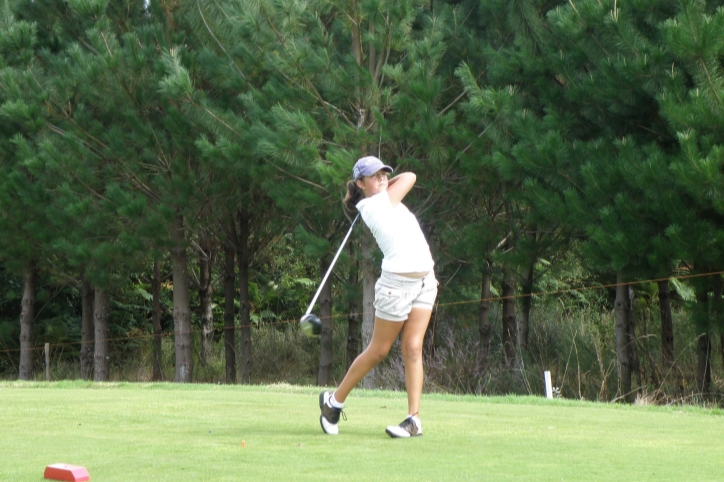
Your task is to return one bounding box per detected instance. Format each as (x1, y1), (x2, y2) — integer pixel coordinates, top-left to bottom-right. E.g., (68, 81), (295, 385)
(65, 0), (109, 20)
(159, 48), (194, 100)
(3, 0), (724, 400)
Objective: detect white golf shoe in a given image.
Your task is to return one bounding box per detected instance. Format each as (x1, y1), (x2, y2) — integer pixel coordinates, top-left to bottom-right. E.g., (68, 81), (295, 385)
(385, 415), (422, 438)
(319, 391), (345, 435)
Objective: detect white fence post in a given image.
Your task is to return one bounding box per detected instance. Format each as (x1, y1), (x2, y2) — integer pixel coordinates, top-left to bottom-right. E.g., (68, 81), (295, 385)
(544, 370), (553, 399)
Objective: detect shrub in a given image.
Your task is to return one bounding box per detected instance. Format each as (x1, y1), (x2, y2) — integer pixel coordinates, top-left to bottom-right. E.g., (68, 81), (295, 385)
(5, 301), (722, 407)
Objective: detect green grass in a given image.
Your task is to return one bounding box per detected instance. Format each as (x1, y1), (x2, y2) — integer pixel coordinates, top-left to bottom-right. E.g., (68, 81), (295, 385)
(1, 382), (723, 481)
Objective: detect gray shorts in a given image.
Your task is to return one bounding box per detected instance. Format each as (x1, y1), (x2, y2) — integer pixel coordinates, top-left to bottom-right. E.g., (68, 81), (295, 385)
(374, 270), (438, 322)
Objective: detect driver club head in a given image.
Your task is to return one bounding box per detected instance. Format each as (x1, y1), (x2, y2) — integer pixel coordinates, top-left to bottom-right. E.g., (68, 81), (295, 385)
(300, 313), (322, 337)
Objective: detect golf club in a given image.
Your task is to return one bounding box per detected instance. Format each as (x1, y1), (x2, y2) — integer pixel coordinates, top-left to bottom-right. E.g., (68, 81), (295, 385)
(300, 214), (360, 336)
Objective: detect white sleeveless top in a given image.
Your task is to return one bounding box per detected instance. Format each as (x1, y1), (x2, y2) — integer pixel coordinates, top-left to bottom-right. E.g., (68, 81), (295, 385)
(356, 191), (434, 273)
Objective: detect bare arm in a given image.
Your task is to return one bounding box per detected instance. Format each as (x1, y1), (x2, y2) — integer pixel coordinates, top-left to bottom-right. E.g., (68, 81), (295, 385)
(387, 172), (416, 206)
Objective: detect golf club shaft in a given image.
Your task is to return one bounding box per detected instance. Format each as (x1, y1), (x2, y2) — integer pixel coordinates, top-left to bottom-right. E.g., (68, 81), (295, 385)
(304, 214), (360, 316)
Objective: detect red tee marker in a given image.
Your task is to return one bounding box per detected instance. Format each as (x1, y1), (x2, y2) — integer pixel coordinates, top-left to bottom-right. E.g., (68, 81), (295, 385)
(44, 464), (90, 482)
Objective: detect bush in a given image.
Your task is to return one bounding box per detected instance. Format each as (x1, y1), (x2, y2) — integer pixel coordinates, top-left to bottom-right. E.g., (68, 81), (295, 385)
(4, 300), (722, 407)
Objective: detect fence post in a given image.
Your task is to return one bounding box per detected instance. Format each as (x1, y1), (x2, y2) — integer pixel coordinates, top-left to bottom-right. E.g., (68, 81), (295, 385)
(544, 370), (553, 399)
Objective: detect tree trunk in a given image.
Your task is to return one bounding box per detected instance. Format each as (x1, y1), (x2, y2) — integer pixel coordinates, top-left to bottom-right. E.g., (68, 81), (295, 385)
(720, 334), (724, 376)
(614, 273), (632, 402)
(18, 264), (36, 381)
(712, 277), (724, 391)
(424, 292), (439, 358)
(80, 278), (94, 380)
(171, 214), (193, 383)
(237, 210), (252, 384)
(626, 285), (640, 389)
(223, 243), (237, 384)
(697, 332), (712, 396)
(518, 263), (534, 353)
(478, 272), (492, 366)
(518, 227), (539, 353)
(199, 240), (214, 366)
(695, 283), (712, 396)
(346, 241), (361, 370)
(317, 255), (334, 386)
(657, 279), (674, 367)
(360, 228), (377, 388)
(151, 260), (163, 381)
(501, 277), (516, 367)
(93, 288), (110, 382)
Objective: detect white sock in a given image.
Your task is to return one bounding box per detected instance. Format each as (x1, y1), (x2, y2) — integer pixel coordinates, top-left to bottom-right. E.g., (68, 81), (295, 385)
(330, 393), (344, 409)
(408, 415), (421, 427)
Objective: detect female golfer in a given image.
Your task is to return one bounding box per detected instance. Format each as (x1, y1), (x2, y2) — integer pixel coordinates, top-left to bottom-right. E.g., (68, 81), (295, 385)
(319, 155), (437, 438)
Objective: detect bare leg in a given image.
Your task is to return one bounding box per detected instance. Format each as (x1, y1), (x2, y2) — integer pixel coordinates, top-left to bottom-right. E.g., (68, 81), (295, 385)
(400, 307), (433, 416)
(334, 317), (403, 403)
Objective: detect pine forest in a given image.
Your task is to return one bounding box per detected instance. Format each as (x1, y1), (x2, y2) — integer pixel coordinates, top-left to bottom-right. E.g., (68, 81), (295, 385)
(3, 0), (724, 405)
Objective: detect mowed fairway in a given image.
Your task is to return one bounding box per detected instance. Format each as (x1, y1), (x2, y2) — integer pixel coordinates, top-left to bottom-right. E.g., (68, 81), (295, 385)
(1, 382), (722, 481)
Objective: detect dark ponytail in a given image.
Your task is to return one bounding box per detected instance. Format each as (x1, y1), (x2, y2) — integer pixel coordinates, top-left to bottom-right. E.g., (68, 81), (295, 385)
(343, 180), (364, 213)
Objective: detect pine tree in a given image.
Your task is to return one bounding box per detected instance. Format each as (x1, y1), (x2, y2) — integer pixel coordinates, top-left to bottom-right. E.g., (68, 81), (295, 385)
(7, 0), (222, 382)
(657, 0), (724, 395)
(184, 0), (475, 382)
(529, 1), (685, 399)
(453, 0), (576, 367)
(179, 81), (292, 383)
(456, 0), (707, 398)
(0, 1), (60, 379)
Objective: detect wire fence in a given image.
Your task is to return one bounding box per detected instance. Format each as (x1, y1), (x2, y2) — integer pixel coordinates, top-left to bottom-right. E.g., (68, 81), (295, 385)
(1, 268), (722, 358)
